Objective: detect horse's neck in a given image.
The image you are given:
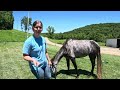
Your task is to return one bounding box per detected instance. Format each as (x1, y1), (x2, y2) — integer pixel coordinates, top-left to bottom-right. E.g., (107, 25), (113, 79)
(53, 47), (64, 65)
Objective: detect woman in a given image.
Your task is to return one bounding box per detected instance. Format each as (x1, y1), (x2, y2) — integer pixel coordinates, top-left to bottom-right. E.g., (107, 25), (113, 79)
(22, 20), (52, 79)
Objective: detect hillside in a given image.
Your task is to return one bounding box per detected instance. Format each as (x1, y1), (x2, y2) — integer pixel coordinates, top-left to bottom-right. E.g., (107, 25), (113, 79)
(52, 23), (120, 42)
(64, 23), (120, 34)
(0, 29), (31, 42)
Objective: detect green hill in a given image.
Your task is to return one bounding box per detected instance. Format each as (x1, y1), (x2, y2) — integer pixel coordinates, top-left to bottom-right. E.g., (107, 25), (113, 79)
(0, 29), (32, 42)
(52, 23), (120, 42)
(65, 23), (120, 34)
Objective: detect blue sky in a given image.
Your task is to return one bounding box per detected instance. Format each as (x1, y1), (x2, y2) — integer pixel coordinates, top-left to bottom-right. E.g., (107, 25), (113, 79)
(13, 11), (120, 33)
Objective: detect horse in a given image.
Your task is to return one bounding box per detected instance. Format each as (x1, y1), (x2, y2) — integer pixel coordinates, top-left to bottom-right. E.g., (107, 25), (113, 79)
(51, 39), (102, 79)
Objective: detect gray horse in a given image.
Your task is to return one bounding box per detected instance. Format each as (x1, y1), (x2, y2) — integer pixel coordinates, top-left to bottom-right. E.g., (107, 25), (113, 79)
(51, 39), (102, 79)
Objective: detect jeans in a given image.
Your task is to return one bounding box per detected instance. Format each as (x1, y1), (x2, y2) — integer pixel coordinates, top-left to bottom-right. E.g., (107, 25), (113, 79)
(31, 65), (51, 79)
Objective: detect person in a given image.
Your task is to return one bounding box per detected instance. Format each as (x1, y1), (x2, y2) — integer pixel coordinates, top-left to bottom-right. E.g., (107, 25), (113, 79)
(22, 20), (52, 79)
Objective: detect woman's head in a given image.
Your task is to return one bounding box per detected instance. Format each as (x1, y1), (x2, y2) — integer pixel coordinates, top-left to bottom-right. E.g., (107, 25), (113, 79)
(32, 20), (43, 36)
(32, 20), (43, 27)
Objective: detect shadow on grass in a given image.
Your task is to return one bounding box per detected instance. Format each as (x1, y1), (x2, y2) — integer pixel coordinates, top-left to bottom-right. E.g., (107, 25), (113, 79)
(53, 69), (97, 79)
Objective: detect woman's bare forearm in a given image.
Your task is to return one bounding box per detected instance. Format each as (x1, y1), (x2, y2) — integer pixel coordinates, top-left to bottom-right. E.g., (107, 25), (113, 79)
(23, 55), (35, 62)
(46, 53), (51, 61)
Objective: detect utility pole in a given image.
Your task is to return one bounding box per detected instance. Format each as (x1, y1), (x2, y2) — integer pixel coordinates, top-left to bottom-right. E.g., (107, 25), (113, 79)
(17, 21), (18, 30)
(27, 11), (29, 38)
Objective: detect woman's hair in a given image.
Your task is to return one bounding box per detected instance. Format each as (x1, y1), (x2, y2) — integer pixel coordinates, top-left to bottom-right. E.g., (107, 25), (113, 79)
(32, 20), (43, 27)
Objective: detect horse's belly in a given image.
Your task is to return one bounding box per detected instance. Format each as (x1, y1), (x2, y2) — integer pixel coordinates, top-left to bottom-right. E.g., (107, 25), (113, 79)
(74, 52), (88, 58)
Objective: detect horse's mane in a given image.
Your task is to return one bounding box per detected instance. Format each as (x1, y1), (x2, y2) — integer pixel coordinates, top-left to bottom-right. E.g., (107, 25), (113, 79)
(51, 39), (71, 63)
(62, 38), (76, 46)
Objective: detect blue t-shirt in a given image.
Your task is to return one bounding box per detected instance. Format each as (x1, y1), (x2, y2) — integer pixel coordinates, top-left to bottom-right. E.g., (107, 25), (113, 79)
(23, 35), (48, 70)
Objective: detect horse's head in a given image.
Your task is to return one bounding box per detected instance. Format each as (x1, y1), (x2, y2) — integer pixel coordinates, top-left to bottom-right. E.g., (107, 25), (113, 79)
(50, 62), (57, 74)
(50, 59), (57, 79)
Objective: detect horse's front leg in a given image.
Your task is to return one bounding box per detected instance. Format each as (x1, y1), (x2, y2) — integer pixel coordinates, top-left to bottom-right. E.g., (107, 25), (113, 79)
(66, 57), (70, 74)
(70, 57), (79, 79)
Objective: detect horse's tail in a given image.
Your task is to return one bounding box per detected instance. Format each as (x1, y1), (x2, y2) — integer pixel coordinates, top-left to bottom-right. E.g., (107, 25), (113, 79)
(91, 40), (102, 79)
(96, 46), (102, 79)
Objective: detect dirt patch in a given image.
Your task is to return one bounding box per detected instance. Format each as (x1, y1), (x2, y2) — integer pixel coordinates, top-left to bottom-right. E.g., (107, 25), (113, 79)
(101, 47), (120, 56)
(45, 37), (120, 56)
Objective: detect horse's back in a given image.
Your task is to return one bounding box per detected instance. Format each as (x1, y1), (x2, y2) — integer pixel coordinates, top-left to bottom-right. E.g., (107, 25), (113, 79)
(66, 39), (99, 49)
(64, 39), (100, 57)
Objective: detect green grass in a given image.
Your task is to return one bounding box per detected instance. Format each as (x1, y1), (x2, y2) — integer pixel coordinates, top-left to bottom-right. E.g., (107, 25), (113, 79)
(0, 42), (35, 79)
(48, 38), (66, 44)
(98, 42), (106, 46)
(51, 52), (120, 79)
(0, 42), (120, 79)
(0, 30), (119, 79)
(0, 30), (32, 42)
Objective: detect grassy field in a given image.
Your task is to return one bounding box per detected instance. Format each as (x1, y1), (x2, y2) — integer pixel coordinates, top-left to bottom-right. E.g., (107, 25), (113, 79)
(0, 30), (120, 79)
(0, 42), (120, 79)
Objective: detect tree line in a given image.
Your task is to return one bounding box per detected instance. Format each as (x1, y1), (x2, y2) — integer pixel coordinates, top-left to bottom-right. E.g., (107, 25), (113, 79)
(48, 23), (120, 43)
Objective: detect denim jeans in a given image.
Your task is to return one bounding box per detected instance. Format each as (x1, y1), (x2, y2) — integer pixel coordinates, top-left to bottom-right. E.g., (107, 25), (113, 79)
(31, 65), (51, 79)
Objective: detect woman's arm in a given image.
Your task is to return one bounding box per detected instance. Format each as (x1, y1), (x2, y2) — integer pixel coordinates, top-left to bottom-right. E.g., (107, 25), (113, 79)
(45, 49), (52, 66)
(23, 54), (40, 66)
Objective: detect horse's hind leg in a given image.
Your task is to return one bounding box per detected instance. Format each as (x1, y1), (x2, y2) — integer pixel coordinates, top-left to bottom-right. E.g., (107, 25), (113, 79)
(70, 57), (79, 79)
(66, 57), (70, 74)
(89, 54), (96, 75)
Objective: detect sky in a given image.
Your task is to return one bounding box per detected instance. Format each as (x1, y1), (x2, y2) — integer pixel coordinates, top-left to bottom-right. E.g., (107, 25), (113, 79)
(13, 11), (120, 33)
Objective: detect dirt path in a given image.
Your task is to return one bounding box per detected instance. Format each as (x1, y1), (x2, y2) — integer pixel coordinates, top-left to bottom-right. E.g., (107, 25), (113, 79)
(100, 47), (120, 56)
(45, 37), (120, 56)
(45, 37), (62, 47)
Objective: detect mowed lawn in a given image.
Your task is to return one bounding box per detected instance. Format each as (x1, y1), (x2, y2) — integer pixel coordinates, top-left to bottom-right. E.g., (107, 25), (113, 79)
(0, 42), (120, 79)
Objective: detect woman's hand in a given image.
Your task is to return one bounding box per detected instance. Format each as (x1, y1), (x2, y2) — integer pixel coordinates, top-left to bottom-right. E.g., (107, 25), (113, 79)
(32, 59), (40, 67)
(23, 55), (40, 67)
(48, 60), (52, 67)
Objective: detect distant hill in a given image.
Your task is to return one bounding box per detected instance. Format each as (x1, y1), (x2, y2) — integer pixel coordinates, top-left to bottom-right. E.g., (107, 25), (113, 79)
(64, 23), (120, 34)
(52, 23), (120, 42)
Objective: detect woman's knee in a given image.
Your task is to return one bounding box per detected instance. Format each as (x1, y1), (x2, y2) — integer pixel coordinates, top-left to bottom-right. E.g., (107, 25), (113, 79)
(44, 66), (51, 79)
(37, 67), (44, 79)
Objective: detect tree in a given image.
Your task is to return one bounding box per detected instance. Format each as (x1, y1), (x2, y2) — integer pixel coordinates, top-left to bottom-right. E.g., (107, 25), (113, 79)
(46, 26), (55, 38)
(21, 16), (32, 32)
(0, 11), (14, 30)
